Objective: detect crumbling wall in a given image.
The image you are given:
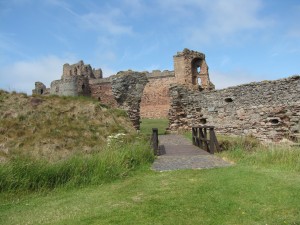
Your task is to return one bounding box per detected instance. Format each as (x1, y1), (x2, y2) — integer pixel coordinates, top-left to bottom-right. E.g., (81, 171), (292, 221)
(62, 60), (102, 79)
(50, 76), (91, 96)
(140, 70), (176, 118)
(111, 70), (148, 130)
(32, 61), (99, 96)
(89, 78), (117, 107)
(32, 82), (49, 95)
(168, 75), (300, 142)
(173, 48), (214, 90)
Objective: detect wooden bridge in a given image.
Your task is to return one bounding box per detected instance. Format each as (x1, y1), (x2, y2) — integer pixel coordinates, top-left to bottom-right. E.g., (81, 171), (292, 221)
(151, 127), (232, 171)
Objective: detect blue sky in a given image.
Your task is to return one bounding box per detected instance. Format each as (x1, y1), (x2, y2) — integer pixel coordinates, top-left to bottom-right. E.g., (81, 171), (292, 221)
(0, 0), (299, 94)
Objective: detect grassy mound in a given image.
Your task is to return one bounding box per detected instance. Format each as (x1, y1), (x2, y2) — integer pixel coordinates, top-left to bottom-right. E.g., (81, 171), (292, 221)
(0, 90), (154, 192)
(0, 90), (134, 162)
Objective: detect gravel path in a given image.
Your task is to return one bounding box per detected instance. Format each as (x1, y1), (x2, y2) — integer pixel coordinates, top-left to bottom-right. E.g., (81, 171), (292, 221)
(152, 134), (232, 171)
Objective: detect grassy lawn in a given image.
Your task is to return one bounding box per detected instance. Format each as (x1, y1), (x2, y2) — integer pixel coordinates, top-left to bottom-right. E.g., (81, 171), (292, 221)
(1, 164), (299, 225)
(140, 118), (169, 135)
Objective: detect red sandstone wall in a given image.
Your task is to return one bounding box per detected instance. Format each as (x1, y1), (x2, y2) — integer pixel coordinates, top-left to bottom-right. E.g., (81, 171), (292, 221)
(90, 82), (117, 107)
(140, 77), (176, 118)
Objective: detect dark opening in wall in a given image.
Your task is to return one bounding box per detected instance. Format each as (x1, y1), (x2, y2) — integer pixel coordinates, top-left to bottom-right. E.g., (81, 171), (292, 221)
(200, 118), (207, 124)
(82, 84), (85, 90)
(225, 97), (233, 103)
(40, 89), (43, 94)
(98, 97), (101, 101)
(270, 118), (279, 124)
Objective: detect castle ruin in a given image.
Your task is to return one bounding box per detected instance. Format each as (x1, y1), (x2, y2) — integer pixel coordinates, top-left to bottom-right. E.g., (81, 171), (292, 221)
(33, 48), (300, 142)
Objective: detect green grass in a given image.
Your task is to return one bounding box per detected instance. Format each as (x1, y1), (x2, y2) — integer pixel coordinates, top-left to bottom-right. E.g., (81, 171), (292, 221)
(0, 163), (299, 225)
(140, 118), (169, 135)
(0, 136), (154, 192)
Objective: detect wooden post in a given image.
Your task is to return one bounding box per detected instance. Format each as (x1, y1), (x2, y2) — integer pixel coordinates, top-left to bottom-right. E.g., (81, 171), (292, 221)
(192, 125), (220, 154)
(209, 128), (215, 154)
(152, 128), (159, 155)
(192, 127), (197, 145)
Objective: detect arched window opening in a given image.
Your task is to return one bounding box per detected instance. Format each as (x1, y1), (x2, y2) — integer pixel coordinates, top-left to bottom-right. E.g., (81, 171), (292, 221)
(197, 66), (201, 74)
(82, 84), (85, 91)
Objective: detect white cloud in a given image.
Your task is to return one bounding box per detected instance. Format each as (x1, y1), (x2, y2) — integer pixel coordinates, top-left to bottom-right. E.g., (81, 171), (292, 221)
(44, 0), (133, 36)
(0, 55), (75, 94)
(0, 33), (28, 61)
(80, 11), (133, 35)
(158, 0), (272, 45)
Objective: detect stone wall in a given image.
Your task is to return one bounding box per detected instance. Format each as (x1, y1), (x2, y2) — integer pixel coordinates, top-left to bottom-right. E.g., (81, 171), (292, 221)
(89, 78), (117, 107)
(168, 75), (300, 142)
(32, 82), (49, 95)
(111, 70), (148, 130)
(140, 75), (176, 118)
(62, 60), (102, 79)
(50, 76), (91, 96)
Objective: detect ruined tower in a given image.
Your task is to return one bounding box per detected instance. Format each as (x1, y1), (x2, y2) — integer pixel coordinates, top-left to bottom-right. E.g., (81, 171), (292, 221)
(173, 48), (215, 90)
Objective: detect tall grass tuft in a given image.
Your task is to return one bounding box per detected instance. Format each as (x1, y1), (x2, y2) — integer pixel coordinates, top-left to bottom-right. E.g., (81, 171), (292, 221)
(0, 136), (154, 192)
(218, 135), (300, 172)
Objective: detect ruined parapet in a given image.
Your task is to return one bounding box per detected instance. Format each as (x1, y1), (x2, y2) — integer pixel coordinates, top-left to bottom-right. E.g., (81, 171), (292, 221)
(145, 70), (175, 78)
(168, 76), (300, 142)
(174, 48), (214, 91)
(111, 70), (148, 130)
(32, 82), (49, 95)
(62, 60), (101, 79)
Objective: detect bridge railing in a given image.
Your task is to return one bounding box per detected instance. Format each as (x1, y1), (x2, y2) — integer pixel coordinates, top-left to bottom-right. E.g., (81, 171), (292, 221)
(192, 126), (220, 154)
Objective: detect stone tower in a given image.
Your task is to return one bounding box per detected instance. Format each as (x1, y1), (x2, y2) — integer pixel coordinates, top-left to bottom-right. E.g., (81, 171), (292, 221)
(173, 48), (215, 90)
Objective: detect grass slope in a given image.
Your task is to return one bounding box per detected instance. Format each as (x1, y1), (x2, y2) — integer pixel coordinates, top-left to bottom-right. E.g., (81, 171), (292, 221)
(0, 90), (134, 162)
